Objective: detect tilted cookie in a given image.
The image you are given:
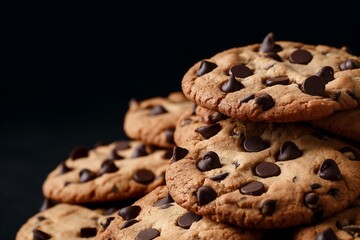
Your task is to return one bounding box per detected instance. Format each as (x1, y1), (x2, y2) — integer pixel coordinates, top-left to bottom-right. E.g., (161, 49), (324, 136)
(124, 92), (193, 148)
(168, 111), (360, 229)
(182, 32), (360, 122)
(43, 140), (171, 203)
(96, 185), (263, 240)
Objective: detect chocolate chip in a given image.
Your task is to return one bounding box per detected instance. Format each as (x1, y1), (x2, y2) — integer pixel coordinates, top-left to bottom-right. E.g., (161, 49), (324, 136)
(254, 94), (275, 111)
(304, 192), (320, 209)
(195, 122), (222, 139)
(197, 151), (222, 172)
(33, 228), (51, 240)
(316, 66), (335, 83)
(40, 198), (57, 211)
(339, 147), (360, 160)
(197, 60), (217, 76)
(240, 181), (266, 196)
(133, 169), (155, 184)
(229, 64), (253, 78)
(243, 136), (270, 152)
(109, 149), (124, 160)
(164, 128), (175, 144)
(130, 144), (148, 158)
(277, 141), (303, 161)
(70, 145), (89, 160)
(121, 219), (139, 229)
(259, 32), (283, 53)
(150, 105), (168, 115)
(265, 52), (282, 61)
(327, 188), (339, 197)
(221, 74), (245, 93)
(171, 146), (189, 163)
(289, 49), (313, 64)
(339, 59), (360, 70)
(208, 112), (228, 124)
(153, 192), (174, 207)
(177, 212), (202, 229)
(254, 162), (280, 178)
(114, 140), (131, 150)
(259, 199), (277, 216)
(316, 227), (337, 240)
(265, 76), (289, 86)
(135, 228), (160, 240)
(58, 161), (72, 175)
(118, 205), (141, 220)
(310, 183), (322, 190)
(100, 217), (115, 230)
(196, 186), (217, 206)
(342, 225), (360, 237)
(79, 169), (97, 183)
(161, 149), (173, 160)
(209, 172), (229, 182)
(99, 159), (119, 175)
(37, 216), (46, 221)
(80, 227), (97, 238)
(239, 94), (255, 104)
(302, 76), (325, 96)
(318, 159), (342, 181)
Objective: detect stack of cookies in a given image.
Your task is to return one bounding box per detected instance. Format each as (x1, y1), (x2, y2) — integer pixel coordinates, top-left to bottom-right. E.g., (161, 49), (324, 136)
(17, 33), (360, 240)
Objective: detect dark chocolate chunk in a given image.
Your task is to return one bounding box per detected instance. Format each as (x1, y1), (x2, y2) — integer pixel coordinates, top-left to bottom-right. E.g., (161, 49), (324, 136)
(130, 144), (148, 158)
(133, 169), (155, 184)
(254, 94), (275, 111)
(318, 159), (342, 181)
(196, 186), (217, 206)
(114, 140), (131, 150)
(208, 112), (228, 124)
(150, 105), (167, 115)
(316, 227), (337, 240)
(171, 146), (189, 163)
(302, 76), (325, 96)
(259, 32), (283, 53)
(37, 216), (46, 221)
(316, 66), (335, 83)
(197, 60), (217, 76)
(277, 141), (303, 161)
(243, 136), (270, 152)
(79, 169), (97, 183)
(265, 76), (289, 86)
(33, 228), (51, 240)
(109, 148), (124, 160)
(342, 225), (360, 237)
(289, 49), (313, 64)
(153, 192), (174, 207)
(304, 192), (320, 209)
(135, 228), (160, 240)
(221, 74), (244, 93)
(58, 161), (72, 175)
(99, 159), (119, 175)
(120, 219), (139, 229)
(100, 217), (115, 230)
(195, 122), (222, 139)
(310, 183), (322, 190)
(239, 94), (255, 104)
(80, 227), (97, 238)
(259, 199), (277, 216)
(197, 151), (222, 172)
(177, 212), (202, 229)
(40, 198), (57, 212)
(327, 188), (339, 197)
(164, 128), (175, 144)
(339, 147), (360, 160)
(209, 172), (229, 182)
(118, 205), (141, 220)
(240, 181), (266, 196)
(339, 59), (360, 70)
(161, 149), (173, 160)
(254, 162), (281, 178)
(229, 64), (253, 78)
(264, 52), (282, 61)
(70, 145), (89, 160)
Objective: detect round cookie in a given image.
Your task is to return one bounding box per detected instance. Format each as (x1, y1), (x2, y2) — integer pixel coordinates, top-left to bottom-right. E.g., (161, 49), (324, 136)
(16, 203), (102, 240)
(168, 111), (360, 229)
(42, 140), (171, 203)
(124, 92), (193, 147)
(182, 32), (360, 122)
(96, 185), (263, 240)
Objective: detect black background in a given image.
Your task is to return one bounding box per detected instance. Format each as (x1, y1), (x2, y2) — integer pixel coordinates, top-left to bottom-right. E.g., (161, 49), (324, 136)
(1, 1), (360, 239)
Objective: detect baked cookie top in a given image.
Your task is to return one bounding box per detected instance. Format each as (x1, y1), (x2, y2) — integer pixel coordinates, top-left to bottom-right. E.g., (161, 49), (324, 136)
(42, 140), (171, 204)
(97, 185), (263, 240)
(182, 32), (360, 122)
(168, 110), (360, 229)
(124, 92), (193, 148)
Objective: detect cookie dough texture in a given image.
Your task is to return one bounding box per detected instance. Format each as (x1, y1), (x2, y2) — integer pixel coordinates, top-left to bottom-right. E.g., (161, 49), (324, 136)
(97, 185), (262, 240)
(42, 140), (170, 203)
(168, 111), (360, 229)
(182, 38), (360, 122)
(124, 92), (193, 147)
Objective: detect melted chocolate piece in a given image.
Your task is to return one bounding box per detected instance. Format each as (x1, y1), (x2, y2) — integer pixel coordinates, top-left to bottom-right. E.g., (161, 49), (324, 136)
(99, 159), (119, 175)
(221, 74), (244, 93)
(80, 227), (97, 238)
(121, 219), (139, 229)
(259, 32), (283, 53)
(79, 169), (97, 183)
(130, 144), (148, 158)
(153, 192), (174, 207)
(58, 161), (72, 175)
(171, 146), (189, 163)
(239, 94), (255, 104)
(243, 136), (270, 152)
(109, 148), (124, 160)
(289, 49), (313, 64)
(177, 212), (202, 229)
(229, 64), (253, 78)
(195, 122), (222, 139)
(150, 105), (168, 115)
(254, 94), (275, 111)
(118, 205), (141, 220)
(209, 172), (229, 182)
(69, 146), (89, 160)
(197, 61), (217, 76)
(135, 228), (160, 240)
(33, 228), (52, 240)
(318, 159), (342, 181)
(114, 140), (131, 150)
(259, 199), (277, 216)
(164, 128), (175, 144)
(254, 162), (281, 178)
(302, 76), (325, 96)
(265, 76), (289, 86)
(196, 186), (217, 206)
(277, 141), (303, 161)
(316, 66), (335, 83)
(304, 192), (320, 209)
(240, 181), (266, 196)
(339, 59), (360, 70)
(197, 151), (222, 172)
(100, 217), (115, 230)
(133, 169), (155, 184)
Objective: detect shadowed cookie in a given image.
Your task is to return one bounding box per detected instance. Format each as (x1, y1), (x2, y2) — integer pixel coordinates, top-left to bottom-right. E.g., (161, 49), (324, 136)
(167, 110), (360, 229)
(96, 185), (263, 240)
(182, 32), (360, 122)
(312, 108), (360, 142)
(124, 92), (193, 148)
(42, 140), (172, 204)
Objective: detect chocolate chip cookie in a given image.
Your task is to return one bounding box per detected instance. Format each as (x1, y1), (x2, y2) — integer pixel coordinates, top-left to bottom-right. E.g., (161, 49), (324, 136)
(124, 92), (193, 147)
(182, 32), (360, 122)
(42, 140), (171, 203)
(167, 111), (360, 229)
(97, 185), (263, 240)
